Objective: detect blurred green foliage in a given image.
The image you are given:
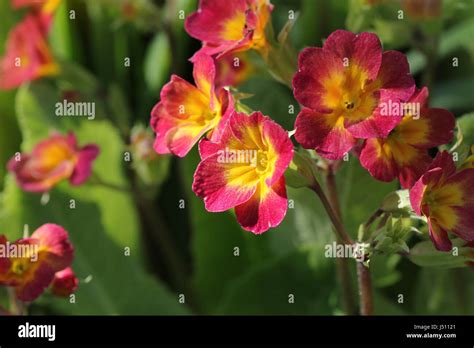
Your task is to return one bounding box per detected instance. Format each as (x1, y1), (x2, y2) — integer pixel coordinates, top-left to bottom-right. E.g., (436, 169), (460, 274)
(0, 0), (473, 315)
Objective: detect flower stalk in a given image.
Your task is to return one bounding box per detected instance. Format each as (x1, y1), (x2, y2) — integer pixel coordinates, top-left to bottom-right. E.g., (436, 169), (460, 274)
(356, 262), (374, 316)
(325, 171), (357, 315)
(310, 180), (353, 246)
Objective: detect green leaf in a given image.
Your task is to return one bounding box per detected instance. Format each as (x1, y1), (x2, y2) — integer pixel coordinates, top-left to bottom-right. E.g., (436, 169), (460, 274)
(3, 81), (190, 314)
(0, 176), (189, 315)
(431, 78), (474, 110)
(406, 50), (427, 75)
(284, 150), (317, 189)
(373, 19), (411, 49)
(15, 81), (140, 249)
(338, 157), (398, 238)
(408, 239), (471, 268)
(457, 112), (474, 148)
(371, 254), (402, 288)
(346, 0), (375, 33)
(15, 82), (63, 149)
(239, 77), (298, 130)
(373, 294), (406, 315)
(0, 0), (21, 56)
(64, 121), (141, 248)
(0, 90), (20, 190)
(143, 32), (172, 94)
(215, 245), (338, 315)
(438, 18), (474, 58)
(181, 149), (271, 312)
(184, 150), (397, 313)
(407, 18), (474, 76)
(57, 61), (100, 95)
(381, 189), (411, 214)
(413, 268), (474, 314)
(49, 0), (84, 63)
(106, 83), (133, 134)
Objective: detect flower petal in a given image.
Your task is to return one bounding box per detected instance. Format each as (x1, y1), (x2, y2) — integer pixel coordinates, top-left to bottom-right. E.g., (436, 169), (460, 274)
(192, 152), (258, 212)
(396, 150), (433, 189)
(15, 261), (56, 302)
(322, 30), (382, 81)
(160, 75), (209, 119)
(292, 47), (344, 113)
(235, 176), (288, 234)
(445, 169), (474, 242)
(262, 117), (294, 185)
(0, 14), (58, 90)
(428, 151), (456, 177)
(192, 51), (216, 103)
(294, 108), (356, 160)
(409, 108), (455, 148)
(427, 217), (453, 252)
(7, 133), (78, 192)
(410, 166), (446, 215)
(360, 139), (398, 183)
(185, 0), (248, 44)
(150, 75), (215, 157)
(375, 51), (415, 101)
(70, 144), (99, 185)
(50, 267), (78, 297)
(0, 235), (11, 275)
(207, 89), (235, 143)
(32, 223), (74, 272)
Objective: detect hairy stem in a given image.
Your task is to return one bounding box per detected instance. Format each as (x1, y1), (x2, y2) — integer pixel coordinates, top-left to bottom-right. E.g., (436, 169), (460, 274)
(357, 262), (374, 316)
(311, 175), (374, 316)
(326, 172), (357, 315)
(310, 181), (353, 245)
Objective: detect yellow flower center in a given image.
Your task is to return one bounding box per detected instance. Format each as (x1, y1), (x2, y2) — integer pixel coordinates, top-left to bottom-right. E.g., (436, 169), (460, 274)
(256, 150), (269, 174)
(322, 63), (380, 124)
(422, 183), (463, 229)
(11, 258), (31, 276)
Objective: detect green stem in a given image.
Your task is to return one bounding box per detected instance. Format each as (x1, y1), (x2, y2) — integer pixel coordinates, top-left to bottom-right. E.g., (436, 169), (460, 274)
(311, 174), (374, 316)
(310, 181), (353, 246)
(326, 172), (357, 316)
(365, 209), (383, 231)
(8, 288), (26, 316)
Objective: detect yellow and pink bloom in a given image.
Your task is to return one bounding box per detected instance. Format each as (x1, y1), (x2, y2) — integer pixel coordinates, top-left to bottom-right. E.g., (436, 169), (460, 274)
(185, 0), (273, 59)
(0, 224), (74, 302)
(8, 132), (99, 193)
(360, 87), (455, 188)
(293, 30), (415, 159)
(192, 111), (293, 234)
(50, 267), (78, 297)
(410, 151), (474, 251)
(150, 52), (234, 157)
(0, 13), (58, 90)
